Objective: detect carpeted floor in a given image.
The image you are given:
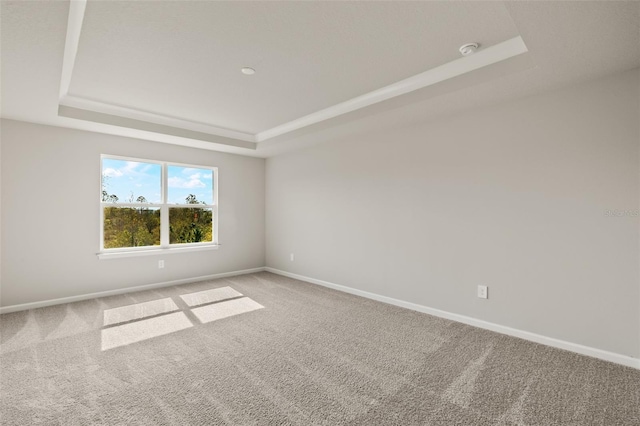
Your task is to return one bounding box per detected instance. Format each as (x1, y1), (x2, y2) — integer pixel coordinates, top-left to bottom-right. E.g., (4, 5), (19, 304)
(1, 272), (638, 425)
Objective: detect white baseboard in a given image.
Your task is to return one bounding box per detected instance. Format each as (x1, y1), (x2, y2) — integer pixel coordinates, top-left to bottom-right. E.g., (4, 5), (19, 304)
(265, 267), (640, 370)
(0, 267), (266, 314)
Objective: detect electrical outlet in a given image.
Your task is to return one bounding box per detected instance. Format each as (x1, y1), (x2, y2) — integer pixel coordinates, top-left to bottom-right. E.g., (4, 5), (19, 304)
(290, 253), (294, 262)
(158, 260), (165, 269)
(477, 285), (488, 299)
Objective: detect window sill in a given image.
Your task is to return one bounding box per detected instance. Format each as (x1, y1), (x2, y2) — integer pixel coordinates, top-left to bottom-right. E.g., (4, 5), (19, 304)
(97, 244), (220, 260)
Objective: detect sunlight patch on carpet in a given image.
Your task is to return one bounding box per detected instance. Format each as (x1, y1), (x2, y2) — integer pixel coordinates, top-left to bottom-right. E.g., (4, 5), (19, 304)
(101, 311), (193, 350)
(180, 286), (243, 307)
(191, 297), (264, 324)
(103, 297), (179, 326)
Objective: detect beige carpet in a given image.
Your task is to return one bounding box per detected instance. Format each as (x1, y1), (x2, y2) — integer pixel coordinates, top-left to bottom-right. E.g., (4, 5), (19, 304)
(1, 272), (638, 425)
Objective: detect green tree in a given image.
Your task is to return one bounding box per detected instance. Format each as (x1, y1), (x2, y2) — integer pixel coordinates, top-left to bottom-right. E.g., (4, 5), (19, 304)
(169, 194), (213, 244)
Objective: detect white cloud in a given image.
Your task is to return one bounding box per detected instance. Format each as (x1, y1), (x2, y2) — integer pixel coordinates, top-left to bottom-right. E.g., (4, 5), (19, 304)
(124, 161), (140, 173)
(181, 168), (211, 180)
(168, 176), (206, 189)
(103, 162), (142, 178)
(139, 164), (153, 173)
(103, 168), (123, 178)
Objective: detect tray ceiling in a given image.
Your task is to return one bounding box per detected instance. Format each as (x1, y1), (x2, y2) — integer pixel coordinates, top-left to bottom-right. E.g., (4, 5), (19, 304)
(68, 1), (521, 135)
(1, 1), (638, 157)
(56, 0), (531, 148)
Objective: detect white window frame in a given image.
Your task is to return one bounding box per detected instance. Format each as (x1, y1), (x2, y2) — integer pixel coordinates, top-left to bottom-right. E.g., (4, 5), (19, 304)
(98, 154), (219, 259)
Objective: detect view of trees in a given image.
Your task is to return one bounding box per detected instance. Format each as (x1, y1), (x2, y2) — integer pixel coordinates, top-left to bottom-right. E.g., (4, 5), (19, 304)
(169, 196), (213, 244)
(103, 206), (161, 248)
(103, 191), (213, 249)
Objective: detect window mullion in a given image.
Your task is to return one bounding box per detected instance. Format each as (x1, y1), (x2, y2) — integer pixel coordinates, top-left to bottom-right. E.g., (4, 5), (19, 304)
(161, 163), (169, 247)
(214, 167), (219, 244)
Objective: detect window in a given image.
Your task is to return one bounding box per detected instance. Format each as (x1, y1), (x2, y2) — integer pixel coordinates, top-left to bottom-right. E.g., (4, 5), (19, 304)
(100, 155), (218, 257)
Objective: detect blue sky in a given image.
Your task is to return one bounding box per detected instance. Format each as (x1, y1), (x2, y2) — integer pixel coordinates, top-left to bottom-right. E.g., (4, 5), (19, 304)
(102, 159), (213, 204)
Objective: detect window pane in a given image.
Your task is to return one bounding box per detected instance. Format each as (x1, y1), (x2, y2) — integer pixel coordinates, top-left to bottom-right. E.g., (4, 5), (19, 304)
(169, 207), (213, 244)
(167, 165), (213, 205)
(104, 207), (161, 248)
(102, 159), (161, 204)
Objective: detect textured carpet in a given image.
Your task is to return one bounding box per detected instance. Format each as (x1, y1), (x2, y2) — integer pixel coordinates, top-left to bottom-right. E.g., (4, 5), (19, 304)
(1, 272), (638, 425)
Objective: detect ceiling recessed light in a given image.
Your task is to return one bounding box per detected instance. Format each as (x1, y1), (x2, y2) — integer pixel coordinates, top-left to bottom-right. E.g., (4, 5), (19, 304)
(459, 43), (479, 56)
(241, 67), (256, 75)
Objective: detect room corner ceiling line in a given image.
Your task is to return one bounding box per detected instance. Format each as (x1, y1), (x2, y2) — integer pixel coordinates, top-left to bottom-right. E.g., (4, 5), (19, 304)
(59, 0), (87, 101)
(59, 94), (257, 143)
(254, 36), (529, 142)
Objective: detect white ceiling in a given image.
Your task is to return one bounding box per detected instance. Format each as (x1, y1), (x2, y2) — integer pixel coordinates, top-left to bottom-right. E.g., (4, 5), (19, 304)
(70, 1), (519, 134)
(1, 1), (639, 158)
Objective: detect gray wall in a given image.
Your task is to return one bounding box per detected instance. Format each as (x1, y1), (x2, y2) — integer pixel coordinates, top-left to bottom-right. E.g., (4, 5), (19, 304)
(1, 119), (265, 307)
(265, 68), (640, 358)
